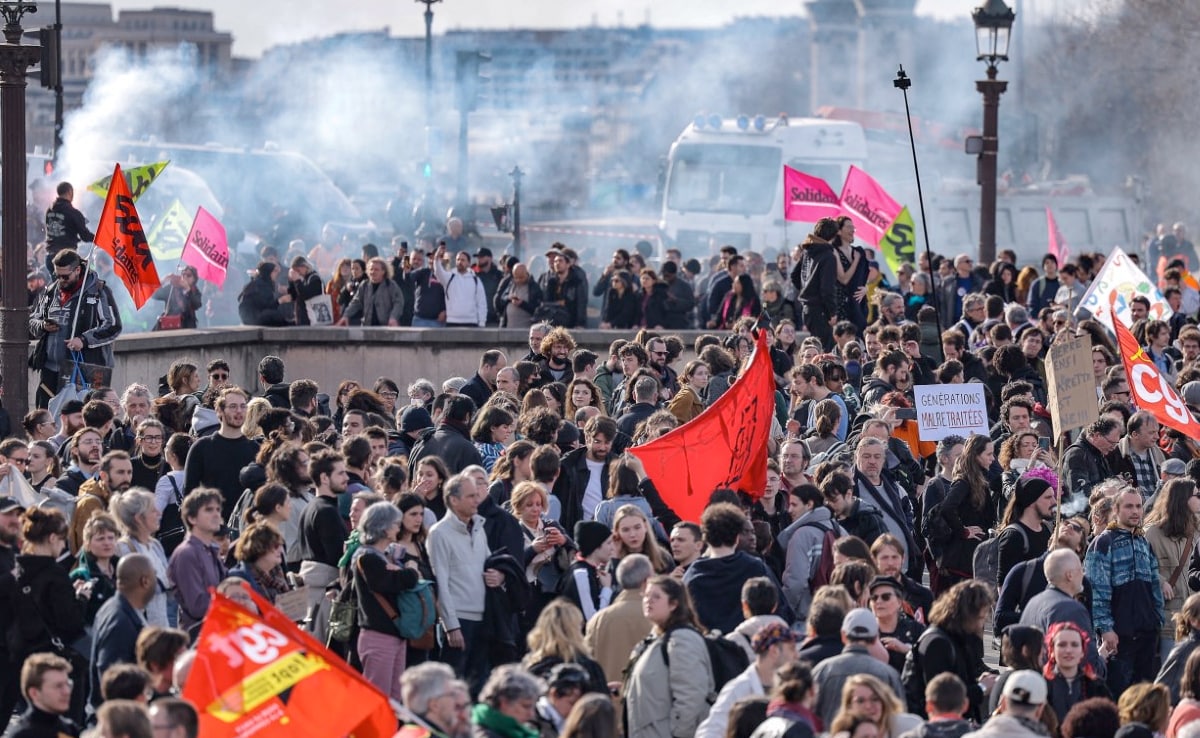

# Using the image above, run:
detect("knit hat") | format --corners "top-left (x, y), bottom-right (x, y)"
top-left (1163, 458), bottom-right (1187, 477)
top-left (750, 622), bottom-right (798, 654)
top-left (1183, 381), bottom-right (1200, 408)
top-left (1014, 476), bottom-right (1053, 510)
top-left (399, 405), bottom-right (434, 434)
top-left (574, 521), bottom-right (612, 558)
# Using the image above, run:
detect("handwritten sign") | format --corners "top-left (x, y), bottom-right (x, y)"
top-left (1045, 336), bottom-right (1095, 435)
top-left (914, 383), bottom-right (990, 441)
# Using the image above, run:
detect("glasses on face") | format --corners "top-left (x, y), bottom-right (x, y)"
top-left (1065, 522), bottom-right (1084, 533)
top-left (379, 391), bottom-right (399, 400)
top-left (139, 435), bottom-right (164, 443)
top-left (210, 373), bottom-right (228, 381)
top-left (651, 351), bottom-right (667, 357)
top-left (7, 456), bottom-right (28, 465)
top-left (870, 592), bottom-right (895, 603)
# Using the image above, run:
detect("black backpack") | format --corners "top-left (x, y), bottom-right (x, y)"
top-left (901, 627), bottom-right (955, 718)
top-left (662, 626), bottom-right (750, 702)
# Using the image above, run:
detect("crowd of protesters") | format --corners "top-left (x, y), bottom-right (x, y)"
top-left (6, 212), bottom-right (1200, 738)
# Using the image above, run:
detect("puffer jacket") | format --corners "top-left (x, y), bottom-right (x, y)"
top-left (624, 627), bottom-right (714, 738)
top-left (1085, 525), bottom-right (1164, 636)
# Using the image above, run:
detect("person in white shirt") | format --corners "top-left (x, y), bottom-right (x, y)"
top-left (433, 244), bottom-right (487, 327)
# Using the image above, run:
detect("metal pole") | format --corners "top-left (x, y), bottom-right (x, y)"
top-left (977, 64), bottom-right (1007, 265)
top-left (456, 106), bottom-right (467, 206)
top-left (894, 65), bottom-right (942, 340)
top-left (0, 2), bottom-right (41, 420)
top-left (510, 165), bottom-right (523, 262)
top-left (52, 0), bottom-right (61, 157)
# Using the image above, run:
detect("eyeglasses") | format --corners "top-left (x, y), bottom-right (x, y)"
top-left (379, 391), bottom-right (399, 400)
top-left (210, 373), bottom-right (228, 381)
top-left (139, 435), bottom-right (164, 443)
top-left (1065, 522), bottom-right (1084, 533)
top-left (7, 457), bottom-right (28, 465)
top-left (870, 592), bottom-right (895, 602)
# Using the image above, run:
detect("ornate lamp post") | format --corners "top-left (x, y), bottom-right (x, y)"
top-left (972, 0), bottom-right (1014, 265)
top-left (0, 1), bottom-right (40, 420)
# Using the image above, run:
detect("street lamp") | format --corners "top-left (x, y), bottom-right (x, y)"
top-left (0, 1), bottom-right (40, 422)
top-left (414, 0), bottom-right (441, 235)
top-left (971, 0), bottom-right (1014, 265)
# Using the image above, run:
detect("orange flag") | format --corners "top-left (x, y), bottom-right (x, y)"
top-left (182, 588), bottom-right (397, 738)
top-left (631, 330), bottom-right (776, 524)
top-left (93, 163), bottom-right (160, 308)
top-left (1112, 296), bottom-right (1199, 437)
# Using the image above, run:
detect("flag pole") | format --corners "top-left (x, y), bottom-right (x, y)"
top-left (68, 240), bottom-right (99, 343)
top-left (893, 65), bottom-right (943, 340)
top-left (782, 166), bottom-right (790, 264)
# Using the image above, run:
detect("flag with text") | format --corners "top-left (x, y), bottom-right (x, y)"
top-left (879, 206), bottom-right (916, 277)
top-left (1112, 296), bottom-right (1198, 436)
top-left (93, 163), bottom-right (161, 308)
top-left (180, 206), bottom-right (230, 286)
top-left (837, 165), bottom-right (903, 246)
top-left (783, 166), bottom-right (841, 223)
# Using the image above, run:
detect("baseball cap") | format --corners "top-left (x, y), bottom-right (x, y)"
top-left (1182, 381), bottom-right (1200, 408)
top-left (474, 247), bottom-right (493, 259)
top-left (1163, 458), bottom-right (1187, 477)
top-left (0, 497), bottom-right (25, 514)
top-left (841, 608), bottom-right (879, 639)
top-left (1002, 669), bottom-right (1047, 706)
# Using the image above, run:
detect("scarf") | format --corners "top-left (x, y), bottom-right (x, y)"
top-left (765, 699), bottom-right (823, 733)
top-left (469, 704), bottom-right (539, 738)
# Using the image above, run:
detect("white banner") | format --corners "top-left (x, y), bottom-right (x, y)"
top-left (914, 383), bottom-right (990, 441)
top-left (1076, 246), bottom-right (1172, 329)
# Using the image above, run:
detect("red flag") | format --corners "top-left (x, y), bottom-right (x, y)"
top-left (1112, 297), bottom-right (1199, 436)
top-left (93, 163), bottom-right (161, 308)
top-left (631, 330), bottom-right (775, 524)
top-left (182, 588), bottom-right (396, 738)
top-left (837, 165), bottom-right (902, 246)
top-left (1047, 207), bottom-right (1071, 264)
top-left (784, 166), bottom-right (841, 223)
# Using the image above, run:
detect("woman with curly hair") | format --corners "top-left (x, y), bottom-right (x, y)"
top-left (1044, 621), bottom-right (1109, 722)
top-left (565, 377), bottom-right (604, 421)
top-left (228, 521), bottom-right (292, 604)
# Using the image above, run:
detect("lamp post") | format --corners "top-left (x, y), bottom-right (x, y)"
top-left (415, 0), bottom-right (441, 229)
top-left (0, 2), bottom-right (39, 422)
top-left (972, 0), bottom-right (1014, 266)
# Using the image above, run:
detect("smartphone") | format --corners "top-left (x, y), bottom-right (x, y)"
top-left (895, 408), bottom-right (918, 421)
top-left (1038, 437), bottom-right (1051, 451)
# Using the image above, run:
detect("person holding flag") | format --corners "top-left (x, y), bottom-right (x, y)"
top-left (28, 249), bottom-right (122, 409)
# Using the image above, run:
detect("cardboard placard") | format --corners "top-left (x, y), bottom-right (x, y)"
top-left (1045, 336), bottom-right (1096, 435)
top-left (914, 383), bottom-right (990, 441)
top-left (273, 586), bottom-right (310, 623)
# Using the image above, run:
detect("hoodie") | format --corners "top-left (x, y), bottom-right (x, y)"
top-left (793, 238), bottom-right (837, 307)
top-left (683, 551), bottom-right (773, 635)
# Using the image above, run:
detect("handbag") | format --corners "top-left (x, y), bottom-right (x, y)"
top-left (359, 555), bottom-right (438, 649)
top-left (327, 579), bottom-right (357, 645)
top-left (155, 313), bottom-right (183, 331)
top-left (48, 361), bottom-right (88, 418)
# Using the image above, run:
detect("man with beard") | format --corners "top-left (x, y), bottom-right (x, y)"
top-left (660, 260), bottom-right (696, 329)
top-left (183, 387), bottom-right (260, 520)
top-left (995, 477), bottom-right (1055, 590)
top-left (556, 416), bottom-right (616, 533)
top-left (473, 247), bottom-right (502, 326)
top-left (1086, 485), bottom-right (1164, 695)
top-left (433, 245), bottom-right (487, 327)
top-left (645, 337), bottom-right (678, 399)
top-left (860, 349), bottom-right (911, 409)
top-left (537, 327), bottom-right (576, 385)
top-left (941, 330), bottom-right (989, 385)
top-left (298, 450), bottom-right (349, 643)
top-left (539, 247), bottom-right (587, 329)
top-left (791, 365), bottom-right (848, 442)
top-left (29, 250), bottom-right (121, 409)
top-left (48, 399), bottom-right (84, 451)
top-left (55, 427), bottom-right (104, 497)
top-left (778, 440), bottom-right (810, 494)
top-left (460, 350), bottom-right (507, 410)
top-left (69, 450), bottom-right (133, 555)
top-left (0, 498), bottom-right (24, 736)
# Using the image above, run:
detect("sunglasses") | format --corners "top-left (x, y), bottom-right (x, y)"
top-left (210, 373), bottom-right (228, 381)
top-left (870, 592), bottom-right (895, 603)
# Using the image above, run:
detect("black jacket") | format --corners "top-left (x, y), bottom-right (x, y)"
top-left (616, 402), bottom-right (657, 441)
top-left (481, 551), bottom-right (529, 664)
top-left (409, 422), bottom-right (483, 475)
top-left (793, 240), bottom-right (837, 307)
top-left (7, 706), bottom-right (80, 738)
top-left (494, 275), bottom-right (542, 327)
top-left (10, 554), bottom-right (86, 661)
top-left (89, 594), bottom-right (144, 706)
top-left (540, 269), bottom-right (587, 328)
top-left (45, 197), bottom-right (93, 253)
top-left (602, 288), bottom-right (641, 329)
top-left (459, 373), bottom-right (493, 410)
top-left (554, 447), bottom-right (609, 534)
top-left (287, 271), bottom-right (324, 326)
top-left (662, 277), bottom-right (696, 329)
top-left (237, 275), bottom-right (286, 326)
top-left (1061, 436), bottom-right (1112, 503)
top-left (643, 282), bottom-right (670, 329)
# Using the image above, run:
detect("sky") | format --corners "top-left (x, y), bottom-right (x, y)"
top-left (100, 0), bottom-right (985, 58)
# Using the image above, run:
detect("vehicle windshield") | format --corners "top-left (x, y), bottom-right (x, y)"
top-left (665, 143), bottom-right (781, 215)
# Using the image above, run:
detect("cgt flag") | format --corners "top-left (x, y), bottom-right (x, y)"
top-left (180, 206), bottom-right (230, 286)
top-left (87, 160), bottom-right (170, 202)
top-left (93, 163), bottom-right (161, 308)
top-left (183, 588), bottom-right (397, 738)
top-left (1112, 297), bottom-right (1199, 437)
top-left (838, 165), bottom-right (902, 247)
top-left (783, 166), bottom-right (841, 223)
top-left (630, 329), bottom-right (775, 524)
top-left (146, 198), bottom-right (192, 261)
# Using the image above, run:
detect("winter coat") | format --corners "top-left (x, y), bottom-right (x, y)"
top-left (286, 271), bottom-right (324, 326)
top-left (662, 277), bottom-right (696, 329)
top-left (237, 274), bottom-right (287, 326)
top-left (344, 277), bottom-right (405, 326)
top-left (1085, 525), bottom-right (1164, 636)
top-left (602, 288), bottom-right (640, 329)
top-left (643, 281), bottom-right (670, 328)
top-left (1061, 436), bottom-right (1113, 503)
top-left (1019, 585), bottom-right (1105, 678)
top-left (624, 627), bottom-right (714, 738)
top-left (1146, 523), bottom-right (1196, 641)
top-left (409, 422), bottom-right (484, 475)
top-left (779, 506), bottom-right (840, 622)
top-left (29, 271), bottom-right (122, 371)
top-left (494, 275), bottom-right (542, 327)
top-left (938, 480), bottom-right (994, 577)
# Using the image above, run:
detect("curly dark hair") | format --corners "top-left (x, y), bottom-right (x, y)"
top-left (518, 407), bottom-right (562, 445)
top-left (928, 579), bottom-right (994, 636)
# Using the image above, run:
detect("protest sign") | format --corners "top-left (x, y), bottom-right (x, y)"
top-left (783, 166), bottom-right (841, 223)
top-left (914, 383), bottom-right (990, 441)
top-left (1076, 246), bottom-right (1172, 328)
top-left (837, 165), bottom-right (902, 246)
top-left (1044, 336), bottom-right (1096, 436)
top-left (181, 206), bottom-right (230, 286)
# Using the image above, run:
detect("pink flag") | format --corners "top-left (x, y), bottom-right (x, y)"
top-left (784, 166), bottom-right (841, 223)
top-left (837, 165), bottom-right (902, 246)
top-left (1047, 207), bottom-right (1071, 263)
top-left (180, 206), bottom-right (229, 286)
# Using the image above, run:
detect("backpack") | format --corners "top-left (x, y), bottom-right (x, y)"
top-left (157, 475), bottom-right (186, 557)
top-left (799, 518), bottom-right (842, 591)
top-left (901, 627), bottom-right (956, 717)
top-left (973, 523), bottom-right (1043, 590)
top-left (394, 580), bottom-right (437, 640)
top-left (661, 625), bottom-right (750, 702)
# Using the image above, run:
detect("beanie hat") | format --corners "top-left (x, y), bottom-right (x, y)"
top-left (399, 405), bottom-right (434, 434)
top-left (574, 521), bottom-right (612, 558)
top-left (1014, 476), bottom-right (1053, 510)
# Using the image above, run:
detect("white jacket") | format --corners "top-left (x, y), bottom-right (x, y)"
top-left (695, 663), bottom-right (765, 738)
top-left (434, 261), bottom-right (487, 326)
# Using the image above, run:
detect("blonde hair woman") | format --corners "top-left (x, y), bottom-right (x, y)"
top-left (611, 504), bottom-right (673, 574)
top-left (833, 673), bottom-right (920, 738)
top-left (521, 599), bottom-right (607, 694)
top-left (241, 397), bottom-right (273, 440)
